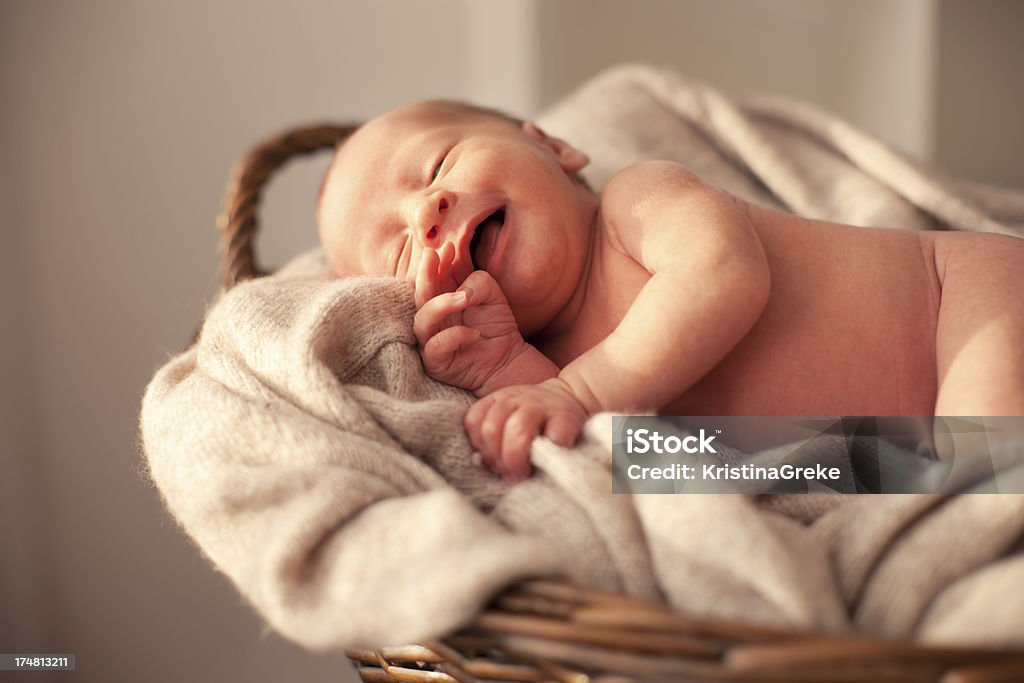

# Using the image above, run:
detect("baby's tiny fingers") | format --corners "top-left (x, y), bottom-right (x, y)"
top-left (544, 413), bottom-right (582, 447)
top-left (414, 248), bottom-right (441, 309)
top-left (413, 290), bottom-right (473, 343)
top-left (437, 241), bottom-right (456, 269)
top-left (478, 400), bottom-right (517, 474)
top-left (436, 241), bottom-right (461, 293)
top-left (422, 325), bottom-right (480, 365)
top-left (461, 269), bottom-right (503, 303)
top-left (501, 408), bottom-right (542, 482)
top-left (465, 396), bottom-right (497, 458)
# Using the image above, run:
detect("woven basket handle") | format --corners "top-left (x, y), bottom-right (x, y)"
top-left (215, 123), bottom-right (360, 290)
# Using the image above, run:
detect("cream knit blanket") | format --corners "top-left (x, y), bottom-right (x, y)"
top-left (141, 65), bottom-right (1024, 652)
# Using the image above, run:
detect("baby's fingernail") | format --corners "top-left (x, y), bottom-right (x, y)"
top-left (461, 286), bottom-right (474, 302)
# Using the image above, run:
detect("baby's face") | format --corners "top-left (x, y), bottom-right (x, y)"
top-left (318, 101), bottom-right (596, 336)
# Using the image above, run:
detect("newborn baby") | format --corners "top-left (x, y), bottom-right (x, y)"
top-left (317, 100), bottom-right (1024, 481)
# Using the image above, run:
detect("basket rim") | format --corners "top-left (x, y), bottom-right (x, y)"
top-left (215, 122), bottom-right (360, 292)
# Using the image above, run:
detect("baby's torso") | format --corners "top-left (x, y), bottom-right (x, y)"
top-left (538, 202), bottom-right (946, 416)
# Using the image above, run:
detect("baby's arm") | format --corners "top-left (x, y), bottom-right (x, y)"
top-left (468, 161), bottom-right (771, 478)
top-left (564, 161), bottom-right (770, 409)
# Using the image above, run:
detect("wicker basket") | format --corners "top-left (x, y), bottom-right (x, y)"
top-left (216, 124), bottom-right (1024, 683)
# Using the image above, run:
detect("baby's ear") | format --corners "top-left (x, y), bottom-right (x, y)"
top-left (522, 122), bottom-right (589, 173)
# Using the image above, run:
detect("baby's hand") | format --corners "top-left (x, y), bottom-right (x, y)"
top-left (413, 247), bottom-right (527, 393)
top-left (464, 378), bottom-right (588, 482)
top-left (413, 242), bottom-right (465, 309)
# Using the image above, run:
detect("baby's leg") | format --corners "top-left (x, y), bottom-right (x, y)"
top-left (933, 232), bottom-right (1024, 417)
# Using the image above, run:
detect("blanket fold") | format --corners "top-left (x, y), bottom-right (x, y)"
top-left (141, 64), bottom-right (1024, 651)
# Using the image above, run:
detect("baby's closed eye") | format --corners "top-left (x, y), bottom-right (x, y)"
top-left (430, 148), bottom-right (451, 182)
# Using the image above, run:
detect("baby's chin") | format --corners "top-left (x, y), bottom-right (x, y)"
top-left (506, 286), bottom-right (572, 336)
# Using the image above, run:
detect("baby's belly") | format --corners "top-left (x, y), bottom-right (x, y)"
top-left (668, 229), bottom-right (942, 417)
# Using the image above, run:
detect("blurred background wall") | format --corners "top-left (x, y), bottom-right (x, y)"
top-left (1, 1), bottom-right (1020, 681)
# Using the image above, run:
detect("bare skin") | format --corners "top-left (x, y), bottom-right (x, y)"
top-left (318, 101), bottom-right (1024, 481)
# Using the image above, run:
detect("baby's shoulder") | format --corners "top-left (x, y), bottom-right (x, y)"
top-left (601, 161), bottom-right (734, 225)
top-left (599, 161), bottom-right (748, 260)
top-left (601, 161), bottom-right (706, 208)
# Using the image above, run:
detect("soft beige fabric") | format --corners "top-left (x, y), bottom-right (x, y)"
top-left (539, 65), bottom-right (1024, 235)
top-left (141, 65), bottom-right (1024, 651)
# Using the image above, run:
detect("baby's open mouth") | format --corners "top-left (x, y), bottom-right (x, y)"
top-left (469, 207), bottom-right (505, 271)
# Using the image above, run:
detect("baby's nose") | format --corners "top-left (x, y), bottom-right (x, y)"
top-left (414, 191), bottom-right (455, 245)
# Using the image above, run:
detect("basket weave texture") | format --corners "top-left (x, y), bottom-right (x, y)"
top-left (216, 124), bottom-right (1024, 683)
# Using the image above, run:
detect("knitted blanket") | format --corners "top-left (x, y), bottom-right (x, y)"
top-left (140, 65), bottom-right (1024, 651)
